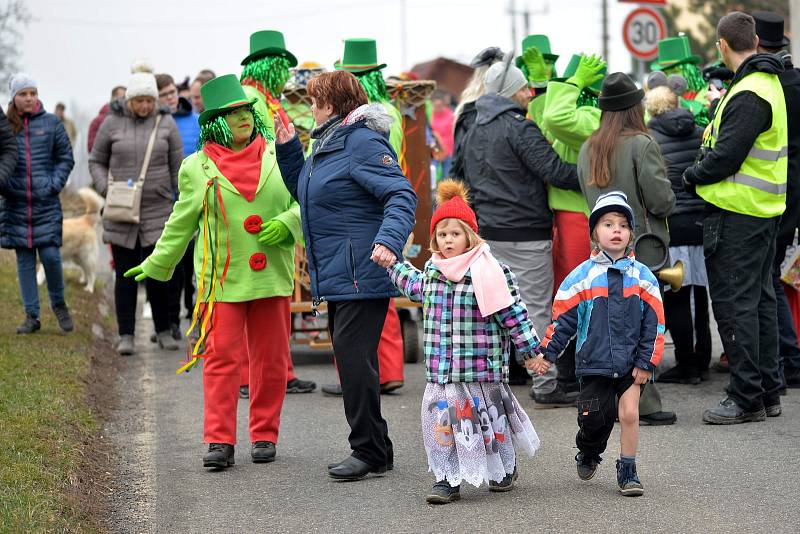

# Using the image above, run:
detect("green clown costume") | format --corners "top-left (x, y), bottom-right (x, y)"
top-left (240, 30), bottom-right (299, 139)
top-left (516, 34), bottom-right (559, 136)
top-left (542, 53), bottom-right (606, 215)
top-left (335, 38), bottom-right (405, 165)
top-left (651, 36), bottom-right (709, 126)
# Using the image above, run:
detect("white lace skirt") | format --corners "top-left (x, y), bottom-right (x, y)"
top-left (421, 382), bottom-right (540, 488)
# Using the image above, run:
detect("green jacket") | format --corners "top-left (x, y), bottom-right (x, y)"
top-left (527, 94), bottom-right (553, 143)
top-left (383, 101), bottom-right (404, 156)
top-left (141, 145), bottom-right (302, 302)
top-left (543, 81), bottom-right (601, 215)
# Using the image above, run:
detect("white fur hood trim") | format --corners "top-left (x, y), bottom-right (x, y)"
top-left (342, 103), bottom-right (394, 134)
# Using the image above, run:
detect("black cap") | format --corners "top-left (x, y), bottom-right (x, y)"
top-left (753, 11), bottom-right (790, 48)
top-left (598, 72), bottom-right (644, 112)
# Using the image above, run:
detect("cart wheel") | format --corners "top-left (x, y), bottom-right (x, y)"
top-left (401, 315), bottom-right (422, 363)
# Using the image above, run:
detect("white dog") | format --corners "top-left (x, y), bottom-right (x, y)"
top-left (38, 187), bottom-right (104, 293)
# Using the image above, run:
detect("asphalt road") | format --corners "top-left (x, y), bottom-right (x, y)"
top-left (104, 316), bottom-right (800, 534)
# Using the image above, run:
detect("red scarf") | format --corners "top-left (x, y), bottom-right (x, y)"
top-left (241, 79), bottom-right (290, 128)
top-left (202, 136), bottom-right (265, 202)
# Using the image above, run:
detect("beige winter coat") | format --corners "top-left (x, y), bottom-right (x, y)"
top-left (89, 100), bottom-right (183, 248)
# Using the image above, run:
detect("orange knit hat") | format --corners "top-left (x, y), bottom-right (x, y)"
top-left (429, 180), bottom-right (479, 235)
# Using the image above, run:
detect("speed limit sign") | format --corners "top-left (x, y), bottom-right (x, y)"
top-left (623, 7), bottom-right (667, 60)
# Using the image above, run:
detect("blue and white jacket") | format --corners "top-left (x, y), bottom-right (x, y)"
top-left (541, 249), bottom-right (665, 378)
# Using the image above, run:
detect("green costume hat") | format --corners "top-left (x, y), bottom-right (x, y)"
top-left (334, 38), bottom-right (387, 74)
top-left (198, 74), bottom-right (258, 125)
top-left (241, 30), bottom-right (298, 67)
top-left (515, 34), bottom-right (559, 68)
top-left (650, 36), bottom-right (701, 71)
top-left (553, 54), bottom-right (606, 93)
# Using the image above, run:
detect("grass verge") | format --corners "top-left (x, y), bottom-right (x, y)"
top-left (0, 250), bottom-right (114, 533)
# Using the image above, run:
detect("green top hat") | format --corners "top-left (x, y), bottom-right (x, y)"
top-left (198, 74), bottom-right (258, 126)
top-left (334, 38), bottom-right (387, 74)
top-left (241, 30), bottom-right (298, 67)
top-left (650, 36), bottom-right (701, 71)
top-left (552, 54), bottom-right (606, 93)
top-left (515, 34), bottom-right (559, 69)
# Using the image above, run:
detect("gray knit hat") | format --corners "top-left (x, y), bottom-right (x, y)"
top-left (484, 62), bottom-right (528, 99)
top-left (9, 73), bottom-right (37, 98)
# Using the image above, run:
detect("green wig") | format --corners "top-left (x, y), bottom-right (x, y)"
top-left (241, 56), bottom-right (292, 96)
top-left (197, 104), bottom-right (272, 149)
top-left (664, 63), bottom-right (705, 93)
top-left (356, 70), bottom-right (390, 103)
top-left (576, 89), bottom-right (599, 109)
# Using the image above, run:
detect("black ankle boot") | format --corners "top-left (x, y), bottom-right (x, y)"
top-left (53, 304), bottom-right (74, 332)
top-left (16, 314), bottom-right (40, 334)
top-left (203, 443), bottom-right (235, 468)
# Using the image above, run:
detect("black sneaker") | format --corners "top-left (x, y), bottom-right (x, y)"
top-left (657, 364), bottom-right (700, 385)
top-left (616, 460), bottom-right (644, 496)
top-left (286, 378), bottom-right (316, 394)
top-left (426, 481), bottom-right (461, 504)
top-left (53, 304), bottom-right (74, 332)
top-left (702, 397), bottom-right (766, 425)
top-left (239, 385), bottom-right (249, 399)
top-left (16, 314), bottom-right (41, 334)
top-left (576, 452), bottom-right (601, 481)
top-left (170, 322), bottom-right (182, 340)
top-left (251, 441), bottom-right (276, 463)
top-left (203, 443), bottom-right (234, 468)
top-left (489, 466), bottom-right (518, 492)
top-left (532, 386), bottom-right (578, 409)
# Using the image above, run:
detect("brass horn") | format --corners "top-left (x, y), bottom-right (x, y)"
top-left (658, 260), bottom-right (684, 292)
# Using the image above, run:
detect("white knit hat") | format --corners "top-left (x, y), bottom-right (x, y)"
top-left (126, 59), bottom-right (158, 100)
top-left (9, 73), bottom-right (37, 98)
top-left (484, 62), bottom-right (528, 99)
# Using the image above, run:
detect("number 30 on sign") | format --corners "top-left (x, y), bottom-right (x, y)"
top-left (623, 7), bottom-right (667, 61)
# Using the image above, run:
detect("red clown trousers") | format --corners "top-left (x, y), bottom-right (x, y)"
top-left (552, 211), bottom-right (591, 290)
top-left (203, 297), bottom-right (289, 445)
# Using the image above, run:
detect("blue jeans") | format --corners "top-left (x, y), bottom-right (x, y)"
top-left (15, 246), bottom-right (66, 317)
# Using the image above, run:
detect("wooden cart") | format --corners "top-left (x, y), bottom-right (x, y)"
top-left (283, 79), bottom-right (436, 363)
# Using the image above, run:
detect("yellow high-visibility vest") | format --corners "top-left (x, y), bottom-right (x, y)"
top-left (697, 71), bottom-right (787, 218)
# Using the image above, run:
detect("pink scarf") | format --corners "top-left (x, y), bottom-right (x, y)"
top-left (431, 243), bottom-right (514, 317)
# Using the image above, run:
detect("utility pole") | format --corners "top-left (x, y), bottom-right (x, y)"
top-left (792, 0), bottom-right (799, 62)
top-left (602, 0), bottom-right (609, 62)
top-left (509, 0), bottom-right (518, 53)
top-left (508, 1), bottom-right (549, 50)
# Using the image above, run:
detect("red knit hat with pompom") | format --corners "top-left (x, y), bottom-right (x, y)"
top-left (429, 180), bottom-right (479, 235)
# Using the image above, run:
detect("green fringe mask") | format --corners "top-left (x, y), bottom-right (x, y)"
top-left (357, 70), bottom-right (390, 103)
top-left (577, 89), bottom-right (599, 109)
top-left (665, 63), bottom-right (706, 93)
top-left (197, 104), bottom-right (272, 149)
top-left (241, 56), bottom-right (292, 95)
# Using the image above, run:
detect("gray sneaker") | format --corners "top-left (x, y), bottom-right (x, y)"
top-left (118, 335), bottom-right (135, 356)
top-left (156, 330), bottom-right (180, 350)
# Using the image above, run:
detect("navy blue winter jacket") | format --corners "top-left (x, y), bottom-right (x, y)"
top-left (277, 104), bottom-right (417, 302)
top-left (0, 103), bottom-right (74, 249)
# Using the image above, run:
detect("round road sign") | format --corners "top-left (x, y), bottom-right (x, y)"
top-left (623, 7), bottom-right (667, 61)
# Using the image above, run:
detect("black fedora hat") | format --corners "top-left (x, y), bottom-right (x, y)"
top-left (598, 72), bottom-right (644, 112)
top-left (753, 11), bottom-right (790, 48)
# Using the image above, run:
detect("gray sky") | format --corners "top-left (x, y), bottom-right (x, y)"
top-left (19, 0), bottom-right (646, 115)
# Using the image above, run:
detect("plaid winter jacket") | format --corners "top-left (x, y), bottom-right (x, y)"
top-left (389, 260), bottom-right (540, 384)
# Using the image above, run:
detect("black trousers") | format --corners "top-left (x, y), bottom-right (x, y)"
top-left (576, 374), bottom-right (639, 458)
top-left (773, 242), bottom-right (800, 381)
top-left (704, 211), bottom-right (783, 411)
top-left (663, 285), bottom-right (712, 372)
top-left (167, 240), bottom-right (196, 325)
top-left (112, 241), bottom-right (171, 336)
top-left (328, 298), bottom-right (393, 467)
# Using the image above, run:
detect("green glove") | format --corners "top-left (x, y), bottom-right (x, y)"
top-left (523, 47), bottom-right (548, 87)
top-left (258, 219), bottom-right (291, 246)
top-left (123, 265), bottom-right (148, 282)
top-left (567, 54), bottom-right (607, 90)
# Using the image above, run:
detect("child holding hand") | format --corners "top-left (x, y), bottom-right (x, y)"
top-left (381, 180), bottom-right (541, 504)
top-left (529, 191), bottom-right (664, 497)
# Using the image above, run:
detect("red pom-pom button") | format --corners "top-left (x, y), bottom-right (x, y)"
top-left (249, 252), bottom-right (267, 271)
top-left (244, 214), bottom-right (263, 234)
